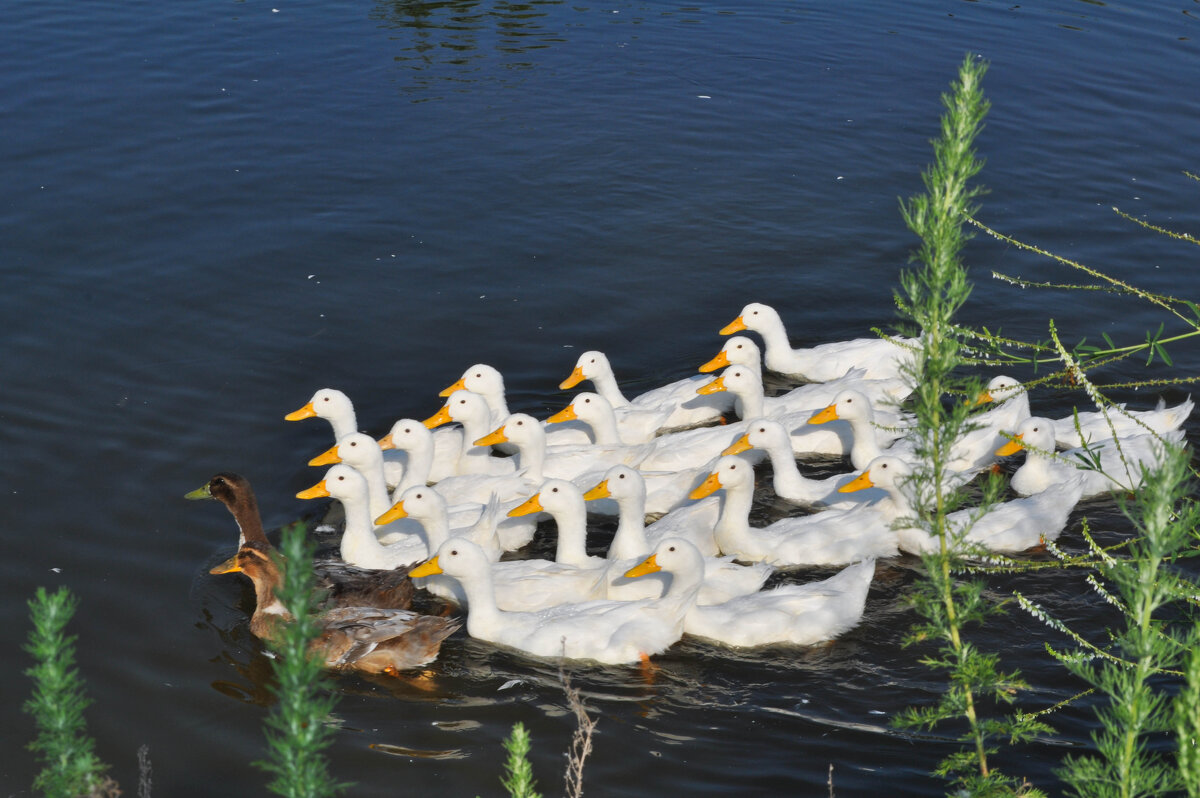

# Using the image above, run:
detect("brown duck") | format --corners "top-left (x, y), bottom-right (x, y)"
top-left (187, 472), bottom-right (413, 611)
top-left (215, 542), bottom-right (460, 674)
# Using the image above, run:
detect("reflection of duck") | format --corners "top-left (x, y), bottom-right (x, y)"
top-left (215, 542), bottom-right (459, 675)
top-left (720, 302), bottom-right (917, 382)
top-left (411, 538), bottom-right (689, 665)
top-left (560, 350), bottom-right (731, 431)
top-left (628, 539), bottom-right (875, 648)
top-left (840, 456), bottom-right (1083, 554)
top-left (691, 456), bottom-right (900, 566)
top-left (187, 472), bottom-right (414, 610)
top-left (997, 416), bottom-right (1186, 498)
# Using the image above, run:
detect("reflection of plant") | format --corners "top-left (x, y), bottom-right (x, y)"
top-left (23, 586), bottom-right (118, 798)
top-left (891, 53), bottom-right (1049, 796)
top-left (258, 523), bottom-right (345, 798)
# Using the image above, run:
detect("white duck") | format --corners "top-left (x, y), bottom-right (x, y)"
top-left (691, 456), bottom-right (900, 567)
top-left (699, 335), bottom-right (764, 384)
top-left (374, 486), bottom-right (503, 605)
top-left (547, 391), bottom-right (674, 446)
top-left (840, 456), bottom-right (1083, 554)
top-left (978, 376), bottom-right (1193, 450)
top-left (475, 413), bottom-right (649, 517)
top-left (374, 420), bottom-right (536, 550)
top-left (422, 479), bottom-right (614, 612)
top-left (547, 391), bottom-right (750, 475)
top-left (560, 350), bottom-right (732, 432)
top-left (997, 416), bottom-right (1186, 498)
top-left (409, 538), bottom-right (690, 665)
top-left (438, 363), bottom-right (596, 447)
top-left (720, 302), bottom-right (919, 382)
top-left (424, 390), bottom-right (519, 477)
top-left (629, 539), bottom-right (876, 648)
top-left (802, 389), bottom-right (911, 467)
top-left (297, 464), bottom-right (429, 570)
top-left (582, 465), bottom-right (770, 602)
top-left (699, 364), bottom-right (912, 423)
top-left (721, 419), bottom-right (885, 507)
top-left (285, 388), bottom-right (407, 486)
top-left (308, 432), bottom-right (477, 545)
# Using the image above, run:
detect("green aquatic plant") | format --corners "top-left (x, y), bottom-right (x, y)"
top-left (499, 723), bottom-right (541, 798)
top-left (891, 53), bottom-right (1049, 796)
top-left (257, 522), bottom-right (346, 798)
top-left (1033, 446), bottom-right (1200, 797)
top-left (23, 586), bottom-right (118, 798)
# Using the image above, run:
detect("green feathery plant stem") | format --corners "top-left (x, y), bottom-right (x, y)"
top-left (23, 586), bottom-right (116, 798)
top-left (257, 523), bottom-right (345, 798)
top-left (892, 54), bottom-right (1048, 796)
top-left (499, 723), bottom-right (542, 798)
top-left (1043, 445), bottom-right (1200, 798)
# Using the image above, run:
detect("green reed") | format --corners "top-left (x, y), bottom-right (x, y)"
top-left (257, 523), bottom-right (345, 798)
top-left (892, 53), bottom-right (1049, 796)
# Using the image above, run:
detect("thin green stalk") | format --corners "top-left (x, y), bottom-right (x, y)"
top-left (892, 54), bottom-right (1048, 796)
top-left (256, 523), bottom-right (345, 798)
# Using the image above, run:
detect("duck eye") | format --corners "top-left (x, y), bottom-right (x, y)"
top-left (337, 476), bottom-right (345, 482)
top-left (618, 473), bottom-right (625, 480)
top-left (450, 549), bottom-right (458, 556)
top-left (551, 487), bottom-right (559, 493)
top-left (404, 427), bottom-right (412, 433)
top-left (474, 372), bottom-right (482, 378)
top-left (515, 420), bottom-right (523, 426)
top-left (668, 546), bottom-right (676, 552)
top-left (415, 492), bottom-right (423, 499)
top-left (349, 441), bottom-right (357, 447)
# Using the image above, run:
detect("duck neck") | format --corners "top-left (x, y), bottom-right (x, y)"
top-left (758, 320), bottom-right (807, 374)
top-left (847, 409), bottom-right (886, 471)
top-left (456, 417), bottom-right (497, 475)
top-left (356, 459), bottom-right (393, 520)
top-left (457, 565), bottom-right (504, 638)
top-left (608, 491), bottom-right (650, 561)
top-left (551, 496), bottom-right (592, 566)
top-left (248, 574), bottom-right (292, 640)
top-left (514, 431), bottom-right (546, 484)
top-left (392, 437), bottom-right (433, 498)
top-left (413, 507), bottom-right (452, 552)
top-left (591, 367), bottom-right (631, 409)
top-left (338, 493), bottom-right (387, 563)
top-left (762, 439), bottom-right (813, 497)
top-left (713, 479), bottom-right (755, 554)
top-left (729, 383), bottom-right (764, 420)
top-left (327, 409), bottom-right (358, 442)
top-left (226, 494), bottom-right (270, 549)
top-left (583, 407), bottom-right (625, 446)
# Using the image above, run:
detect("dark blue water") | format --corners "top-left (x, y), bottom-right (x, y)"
top-left (2, 1), bottom-right (1198, 794)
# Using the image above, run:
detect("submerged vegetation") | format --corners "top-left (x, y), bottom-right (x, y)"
top-left (19, 56), bottom-right (1200, 798)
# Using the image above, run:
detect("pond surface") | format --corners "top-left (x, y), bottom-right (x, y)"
top-left (2, 0), bottom-right (1198, 795)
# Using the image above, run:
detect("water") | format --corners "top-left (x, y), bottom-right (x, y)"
top-left (2, 0), bottom-right (1198, 794)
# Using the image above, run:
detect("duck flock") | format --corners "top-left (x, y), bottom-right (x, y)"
top-left (191, 301), bottom-right (1193, 673)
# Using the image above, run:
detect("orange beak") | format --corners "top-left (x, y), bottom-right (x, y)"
top-left (559, 366), bottom-right (586, 391)
top-left (720, 316), bottom-right (747, 335)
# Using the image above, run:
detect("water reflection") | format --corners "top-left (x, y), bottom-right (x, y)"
top-left (370, 0), bottom-right (566, 91)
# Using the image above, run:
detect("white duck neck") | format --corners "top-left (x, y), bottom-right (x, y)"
top-left (339, 490), bottom-right (391, 564)
top-left (549, 495), bottom-right (592, 567)
top-left (391, 434), bottom-right (434, 499)
top-left (757, 318), bottom-right (810, 375)
top-left (589, 359), bottom-right (632, 409)
top-left (608, 487), bottom-right (650, 562)
top-left (712, 476), bottom-right (755, 554)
